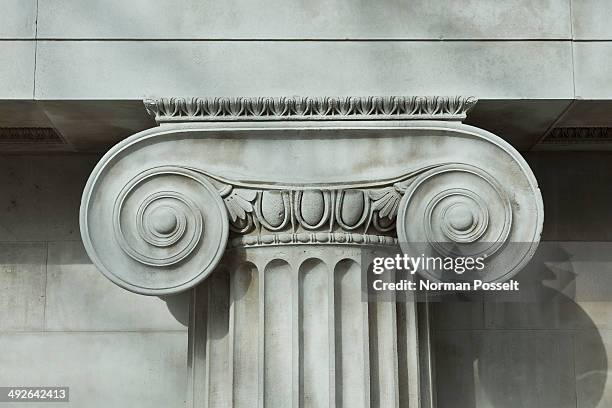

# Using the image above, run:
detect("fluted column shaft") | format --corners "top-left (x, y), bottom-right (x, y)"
top-left (188, 246), bottom-right (420, 408)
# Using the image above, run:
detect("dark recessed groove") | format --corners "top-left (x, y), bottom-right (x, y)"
top-left (541, 127), bottom-right (612, 144)
top-left (0, 127), bottom-right (65, 144)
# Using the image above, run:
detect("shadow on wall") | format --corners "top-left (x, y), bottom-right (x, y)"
top-left (161, 292), bottom-right (191, 327)
top-left (433, 244), bottom-right (608, 408)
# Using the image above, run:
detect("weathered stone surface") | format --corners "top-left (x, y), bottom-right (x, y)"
top-left (0, 41), bottom-right (35, 99)
top-left (574, 42), bottom-right (612, 99)
top-left (0, 155), bottom-right (99, 242)
top-left (434, 330), bottom-right (576, 407)
top-left (0, 243), bottom-right (46, 331)
top-left (34, 41), bottom-right (573, 99)
top-left (572, 0), bottom-right (612, 40)
top-left (0, 332), bottom-right (188, 408)
top-left (36, 0), bottom-right (571, 40)
top-left (45, 241), bottom-right (188, 331)
top-left (0, 0), bottom-right (37, 38)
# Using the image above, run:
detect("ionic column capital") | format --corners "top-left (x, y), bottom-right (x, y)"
top-left (80, 96), bottom-right (543, 295)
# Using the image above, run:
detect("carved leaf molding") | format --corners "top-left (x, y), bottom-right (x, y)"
top-left (144, 96), bottom-right (478, 123)
top-left (191, 166), bottom-right (434, 242)
top-left (223, 188), bottom-right (257, 222)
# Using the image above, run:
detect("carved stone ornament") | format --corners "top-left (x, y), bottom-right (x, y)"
top-left (144, 96), bottom-right (478, 123)
top-left (81, 96), bottom-right (543, 295)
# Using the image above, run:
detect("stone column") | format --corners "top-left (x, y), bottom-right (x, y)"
top-left (80, 96), bottom-right (543, 407)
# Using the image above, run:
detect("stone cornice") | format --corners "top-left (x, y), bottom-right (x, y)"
top-left (144, 96), bottom-right (477, 124)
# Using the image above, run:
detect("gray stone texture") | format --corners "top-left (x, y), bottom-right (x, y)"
top-left (0, 41), bottom-right (35, 99)
top-left (571, 0), bottom-right (612, 39)
top-left (0, 332), bottom-right (187, 408)
top-left (573, 42), bottom-right (612, 99)
top-left (45, 241), bottom-right (188, 331)
top-left (0, 155), bottom-right (100, 242)
top-left (33, 41), bottom-right (574, 99)
top-left (35, 0), bottom-right (571, 39)
top-left (0, 1), bottom-right (610, 103)
top-left (0, 243), bottom-right (46, 331)
top-left (0, 0), bottom-right (37, 38)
